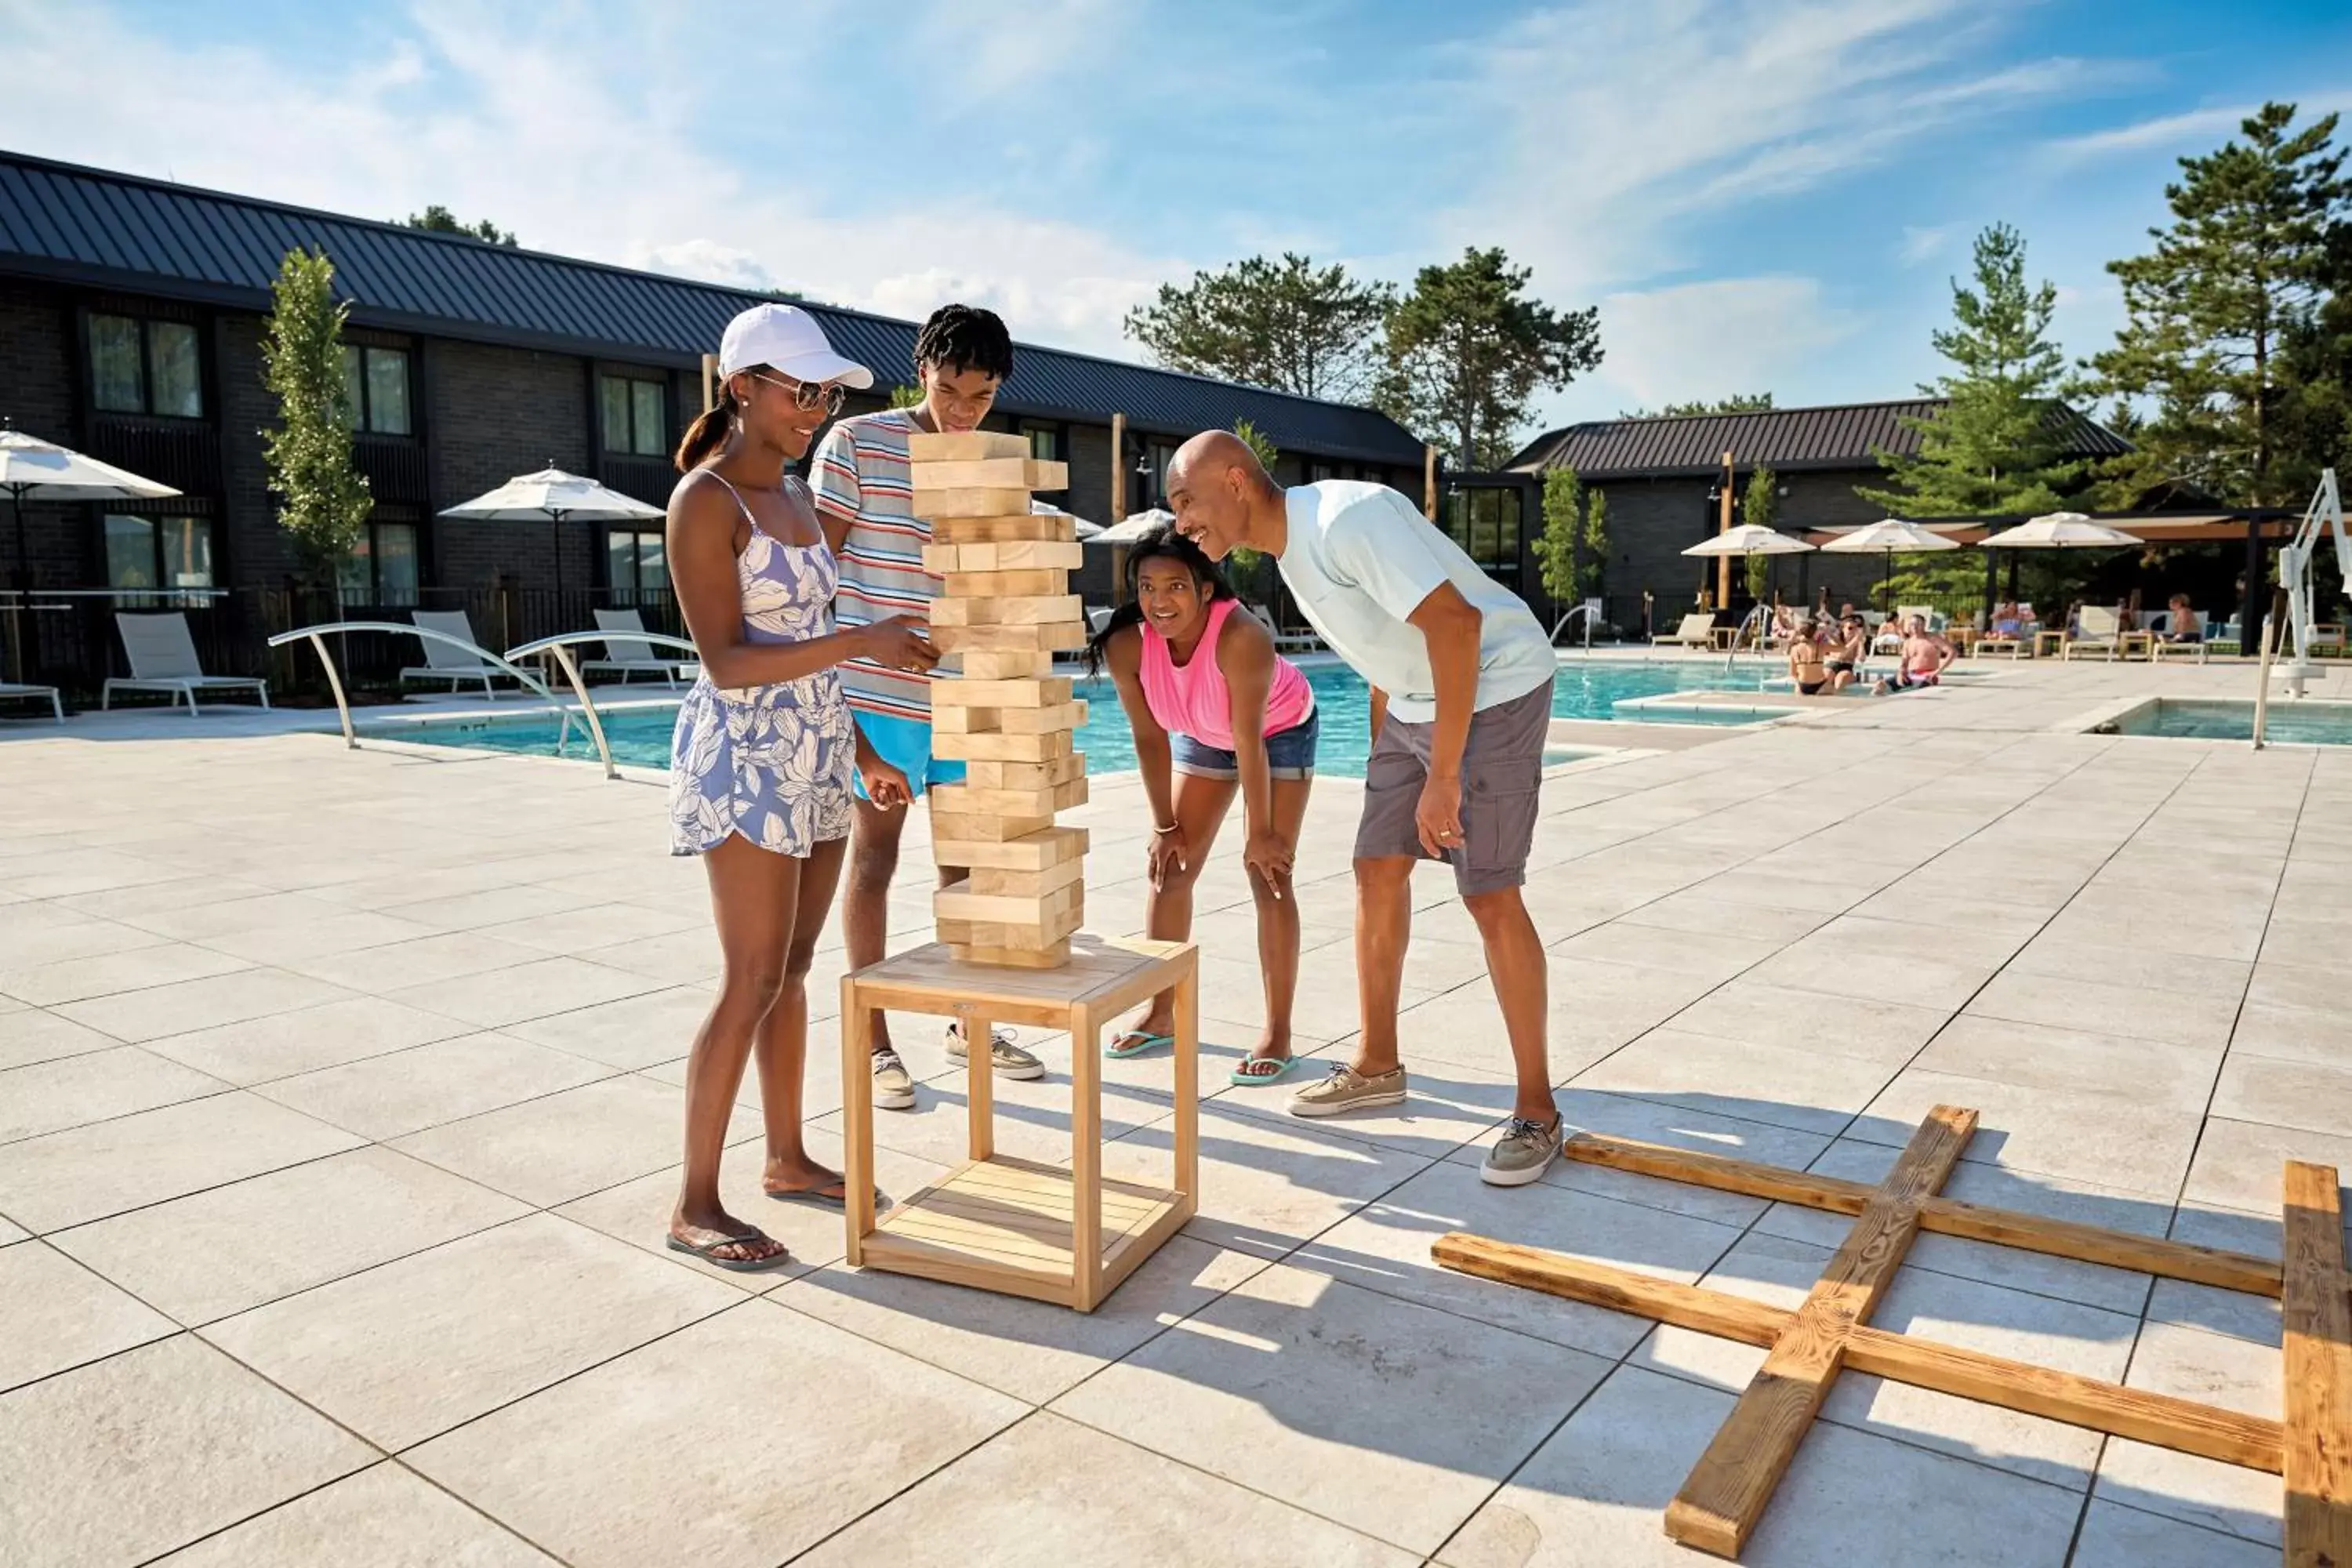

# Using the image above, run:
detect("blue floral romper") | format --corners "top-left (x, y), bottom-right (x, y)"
top-left (668, 474), bottom-right (858, 858)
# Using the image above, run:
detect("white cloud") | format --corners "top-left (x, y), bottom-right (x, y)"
top-left (1566, 276), bottom-right (1864, 419)
top-left (2042, 91), bottom-right (2352, 167)
top-left (1899, 225), bottom-right (1954, 265)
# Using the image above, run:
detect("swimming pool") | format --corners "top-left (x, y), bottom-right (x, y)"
top-left (380, 659), bottom-right (1781, 779)
top-left (2112, 699), bottom-right (2352, 744)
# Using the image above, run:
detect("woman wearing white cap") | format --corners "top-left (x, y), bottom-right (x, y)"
top-left (664, 303), bottom-right (938, 1271)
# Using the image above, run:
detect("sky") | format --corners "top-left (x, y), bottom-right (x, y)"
top-left (2, 0), bottom-right (2349, 443)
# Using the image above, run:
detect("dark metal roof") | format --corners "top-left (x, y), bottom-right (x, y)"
top-left (0, 151), bottom-right (1426, 466)
top-left (1505, 399), bottom-right (2131, 479)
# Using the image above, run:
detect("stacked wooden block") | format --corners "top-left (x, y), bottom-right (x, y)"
top-left (909, 431), bottom-right (1091, 969)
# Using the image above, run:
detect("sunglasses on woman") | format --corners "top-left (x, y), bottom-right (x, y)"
top-left (750, 370), bottom-right (848, 417)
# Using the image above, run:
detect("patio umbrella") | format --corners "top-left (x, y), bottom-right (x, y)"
top-left (1819, 517), bottom-right (1962, 612)
top-left (0, 426), bottom-right (181, 681)
top-left (1977, 511), bottom-right (2142, 550)
top-left (1083, 506), bottom-right (1174, 546)
top-left (1682, 524), bottom-right (1813, 658)
top-left (438, 465), bottom-right (663, 595)
top-left (1032, 498), bottom-right (1102, 541)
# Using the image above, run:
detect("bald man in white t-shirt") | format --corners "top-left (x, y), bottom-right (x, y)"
top-left (1166, 431), bottom-right (1563, 1188)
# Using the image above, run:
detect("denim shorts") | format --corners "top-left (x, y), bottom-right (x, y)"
top-left (1170, 707), bottom-right (1319, 782)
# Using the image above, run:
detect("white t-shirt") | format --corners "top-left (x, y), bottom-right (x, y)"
top-left (1276, 481), bottom-right (1556, 724)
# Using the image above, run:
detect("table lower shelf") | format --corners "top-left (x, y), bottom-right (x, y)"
top-left (859, 1154), bottom-right (1192, 1308)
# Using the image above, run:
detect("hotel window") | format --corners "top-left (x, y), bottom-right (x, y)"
top-left (601, 375), bottom-right (667, 456)
top-left (339, 345), bottom-right (412, 435)
top-left (336, 521), bottom-right (420, 606)
top-left (1444, 488), bottom-right (1523, 586)
top-left (89, 314), bottom-right (203, 419)
top-left (103, 513), bottom-right (214, 593)
top-left (608, 528), bottom-right (667, 601)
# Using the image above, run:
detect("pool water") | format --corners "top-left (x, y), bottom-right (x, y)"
top-left (2115, 699), bottom-right (2352, 744)
top-left (383, 659), bottom-right (1782, 779)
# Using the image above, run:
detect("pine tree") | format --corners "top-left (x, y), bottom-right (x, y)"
top-left (1381, 248), bottom-right (1602, 470)
top-left (1125, 253), bottom-right (1392, 401)
top-left (260, 248), bottom-right (372, 587)
top-left (2082, 103), bottom-right (2347, 507)
top-left (1860, 223), bottom-right (2081, 517)
top-left (1621, 393), bottom-right (1775, 419)
top-left (1576, 488), bottom-right (1610, 601)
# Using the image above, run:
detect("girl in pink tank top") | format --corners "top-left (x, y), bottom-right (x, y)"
top-left (1083, 525), bottom-right (1317, 1084)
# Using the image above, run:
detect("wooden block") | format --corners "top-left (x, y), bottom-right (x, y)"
top-left (949, 939), bottom-right (1071, 969)
top-left (906, 431), bottom-right (1029, 462)
top-left (958, 651), bottom-right (1054, 680)
top-left (931, 727), bottom-right (1070, 762)
top-left (1665, 1105), bottom-right (1976, 1559)
top-left (967, 754), bottom-right (1085, 790)
top-left (942, 569), bottom-right (1071, 599)
top-left (931, 595), bottom-right (1086, 629)
top-left (929, 514), bottom-right (1080, 546)
top-left (929, 778), bottom-right (1087, 819)
top-left (935, 883), bottom-right (1083, 925)
top-left (931, 677), bottom-right (1072, 710)
top-left (930, 826), bottom-right (1088, 872)
top-left (909, 487), bottom-right (1033, 519)
top-left (907, 457), bottom-right (1068, 491)
top-left (922, 539), bottom-right (1086, 573)
top-left (930, 811), bottom-right (1054, 843)
top-left (969, 857), bottom-right (1084, 898)
top-left (2285, 1161), bottom-right (2352, 1568)
top-left (930, 620), bottom-right (1087, 654)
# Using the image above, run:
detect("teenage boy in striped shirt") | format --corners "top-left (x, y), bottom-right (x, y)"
top-left (812, 304), bottom-right (1046, 1109)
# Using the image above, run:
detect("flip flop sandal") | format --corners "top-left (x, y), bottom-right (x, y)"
top-left (1105, 1030), bottom-right (1174, 1059)
top-left (666, 1229), bottom-right (791, 1273)
top-left (1229, 1054), bottom-right (1301, 1087)
top-left (765, 1185), bottom-right (884, 1212)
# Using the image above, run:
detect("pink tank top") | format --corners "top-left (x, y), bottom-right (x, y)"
top-left (1138, 598), bottom-right (1314, 751)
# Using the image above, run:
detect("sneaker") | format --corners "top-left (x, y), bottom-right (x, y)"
top-left (1479, 1114), bottom-right (1565, 1187)
top-left (945, 1023), bottom-right (1046, 1081)
top-left (1287, 1062), bottom-right (1406, 1118)
top-left (871, 1047), bottom-right (916, 1110)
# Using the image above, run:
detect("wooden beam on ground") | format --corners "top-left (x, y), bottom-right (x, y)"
top-left (1664, 1105), bottom-right (1976, 1558)
top-left (1431, 1234), bottom-right (2285, 1474)
top-left (2284, 1160), bottom-right (2352, 1568)
top-left (1560, 1131), bottom-right (2285, 1297)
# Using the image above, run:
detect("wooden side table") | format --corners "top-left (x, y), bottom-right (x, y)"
top-left (2034, 630), bottom-right (2067, 659)
top-left (839, 935), bottom-right (1199, 1312)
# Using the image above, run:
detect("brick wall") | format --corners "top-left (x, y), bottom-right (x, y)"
top-left (0, 281), bottom-right (85, 588)
top-left (428, 340), bottom-right (591, 591)
top-left (214, 313), bottom-right (295, 586)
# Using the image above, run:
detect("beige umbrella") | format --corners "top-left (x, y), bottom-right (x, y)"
top-left (1980, 512), bottom-right (2141, 550)
top-left (1683, 525), bottom-right (1813, 658)
top-left (1820, 517), bottom-right (1962, 612)
top-left (0, 426), bottom-right (182, 681)
top-left (439, 465), bottom-right (664, 595)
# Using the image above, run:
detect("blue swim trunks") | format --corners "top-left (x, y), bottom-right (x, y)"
top-left (851, 710), bottom-right (967, 800)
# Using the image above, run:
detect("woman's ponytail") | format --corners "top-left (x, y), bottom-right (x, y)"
top-left (674, 382), bottom-right (739, 473)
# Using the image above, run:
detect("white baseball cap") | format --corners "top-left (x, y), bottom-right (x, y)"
top-left (717, 303), bottom-right (874, 389)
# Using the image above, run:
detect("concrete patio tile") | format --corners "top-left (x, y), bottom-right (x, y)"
top-left (150, 1461), bottom-right (562, 1567)
top-left (405, 1297), bottom-right (1022, 1568)
top-left (2229, 997), bottom-right (2352, 1066)
top-left (1052, 1262), bottom-right (1609, 1555)
top-left (795, 1410), bottom-right (1416, 1568)
top-left (0, 941), bottom-right (251, 1006)
top-left (1214, 1047), bottom-right (1520, 1160)
top-left (1572, 1027), bottom-right (1898, 1137)
top-left (383, 955), bottom-right (663, 1029)
top-left (195, 908), bottom-right (442, 964)
top-left (2041, 900), bottom-right (2269, 963)
top-left (1911, 1014), bottom-right (2220, 1113)
top-left (502, 983), bottom-right (714, 1069)
top-left (1964, 969), bottom-right (2244, 1051)
top-left (782, 1234), bottom-right (1265, 1404)
top-left (0, 1334), bottom-right (372, 1568)
top-left (635, 1011), bottom-right (856, 1119)
top-left (2182, 1116), bottom-right (2352, 1215)
top-left (0, 1213), bottom-right (23, 1244)
top-left (827, 1061), bottom-right (1168, 1171)
top-left (48, 873), bottom-right (271, 918)
top-left (139, 995), bottom-right (474, 1085)
top-left (254, 1032), bottom-right (615, 1140)
top-left (55, 966), bottom-right (356, 1044)
top-left (2211, 1053), bottom-right (2352, 1138)
top-left (1856, 1068), bottom-right (2205, 1197)
top-left (0, 1240), bottom-right (178, 1392)
top-left (0, 912), bottom-right (171, 968)
top-left (1295, 1156), bottom-right (1744, 1359)
top-left (2245, 961), bottom-right (2352, 1020)
top-left (573, 927), bottom-right (726, 986)
top-left (2067, 1499), bottom-right (2276, 1568)
top-left (289, 931), bottom-right (548, 993)
top-left (2094, 1321), bottom-right (2283, 1547)
top-left (378, 882), bottom-right (606, 934)
top-left (52, 1145), bottom-right (528, 1325)
top-left (1549, 920), bottom-right (1784, 982)
top-left (0, 1091), bottom-right (363, 1232)
top-left (1436, 1364), bottom-right (2083, 1568)
top-left (392, 1073), bottom-right (711, 1208)
top-left (0, 1044), bottom-right (227, 1143)
top-left (125, 888), bottom-right (357, 941)
top-left (1612, 891), bottom-right (1835, 945)
top-left (1743, 941), bottom-right (1997, 1011)
top-left (1103, 1101), bottom-right (1434, 1260)
top-left (1664, 978), bottom-right (1951, 1066)
top-left (205, 1213), bottom-right (739, 1450)
top-left (2001, 936), bottom-right (2253, 1000)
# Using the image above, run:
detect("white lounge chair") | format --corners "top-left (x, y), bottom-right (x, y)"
top-left (1241, 601), bottom-right (1322, 655)
top-left (583, 608), bottom-right (692, 686)
top-left (0, 682), bottom-right (63, 722)
top-left (102, 613), bottom-right (269, 715)
top-left (1085, 606), bottom-right (1116, 636)
top-left (2062, 605), bottom-right (2122, 661)
top-left (401, 609), bottom-right (514, 699)
top-left (1651, 613), bottom-right (1715, 648)
top-left (2151, 610), bottom-right (2211, 663)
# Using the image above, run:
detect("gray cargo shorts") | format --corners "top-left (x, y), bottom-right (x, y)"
top-left (1354, 674), bottom-right (1552, 897)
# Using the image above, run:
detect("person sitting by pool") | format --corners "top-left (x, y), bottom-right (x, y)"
top-left (1086, 524), bottom-right (1319, 1084)
top-left (1825, 615), bottom-right (1868, 691)
top-left (2161, 593), bottom-right (2203, 643)
top-left (1991, 601), bottom-right (2025, 638)
top-left (1787, 619), bottom-right (1830, 696)
top-left (1888, 615), bottom-right (1955, 689)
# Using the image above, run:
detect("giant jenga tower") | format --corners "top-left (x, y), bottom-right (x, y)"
top-left (908, 431), bottom-right (1090, 969)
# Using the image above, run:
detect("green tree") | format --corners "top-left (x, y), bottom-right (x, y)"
top-left (1221, 420), bottom-right (1279, 594)
top-left (2080, 103), bottom-right (2348, 507)
top-left (402, 205), bottom-right (518, 246)
top-left (1381, 247), bottom-right (1602, 470)
top-left (1577, 487), bottom-right (1610, 601)
top-left (1534, 466), bottom-right (1584, 612)
top-left (1860, 223), bottom-right (2082, 519)
top-left (1621, 393), bottom-right (1775, 419)
top-left (887, 383), bottom-right (925, 410)
top-left (1231, 419), bottom-right (1279, 471)
top-left (1741, 466), bottom-right (1780, 601)
top-left (1125, 252), bottom-right (1393, 401)
top-left (260, 248), bottom-right (372, 587)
